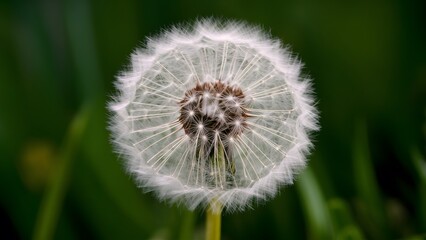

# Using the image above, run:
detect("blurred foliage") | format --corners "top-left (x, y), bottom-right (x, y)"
top-left (0, 0), bottom-right (425, 239)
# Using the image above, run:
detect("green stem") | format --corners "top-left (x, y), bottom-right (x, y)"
top-left (205, 201), bottom-right (222, 240)
top-left (205, 143), bottom-right (225, 240)
top-left (33, 104), bottom-right (91, 240)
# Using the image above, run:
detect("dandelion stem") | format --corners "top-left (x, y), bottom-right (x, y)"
top-left (206, 143), bottom-right (224, 240)
top-left (205, 200), bottom-right (222, 240)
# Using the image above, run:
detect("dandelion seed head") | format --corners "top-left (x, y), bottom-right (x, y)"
top-left (109, 19), bottom-right (318, 212)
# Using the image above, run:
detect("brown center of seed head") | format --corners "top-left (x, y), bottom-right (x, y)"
top-left (178, 80), bottom-right (249, 144)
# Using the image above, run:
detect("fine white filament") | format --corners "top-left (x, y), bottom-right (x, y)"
top-left (109, 20), bottom-right (318, 212)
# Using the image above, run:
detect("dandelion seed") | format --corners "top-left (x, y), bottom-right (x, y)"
top-left (109, 19), bottom-right (318, 212)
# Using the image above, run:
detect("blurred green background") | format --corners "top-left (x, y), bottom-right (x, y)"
top-left (1, 0), bottom-right (425, 239)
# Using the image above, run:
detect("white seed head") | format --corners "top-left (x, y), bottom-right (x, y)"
top-left (109, 19), bottom-right (318, 212)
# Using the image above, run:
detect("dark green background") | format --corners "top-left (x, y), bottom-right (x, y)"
top-left (1, 0), bottom-right (425, 239)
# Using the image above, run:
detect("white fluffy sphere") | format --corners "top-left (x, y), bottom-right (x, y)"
top-left (109, 19), bottom-right (318, 212)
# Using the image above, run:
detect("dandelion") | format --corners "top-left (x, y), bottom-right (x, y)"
top-left (109, 19), bottom-right (318, 214)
